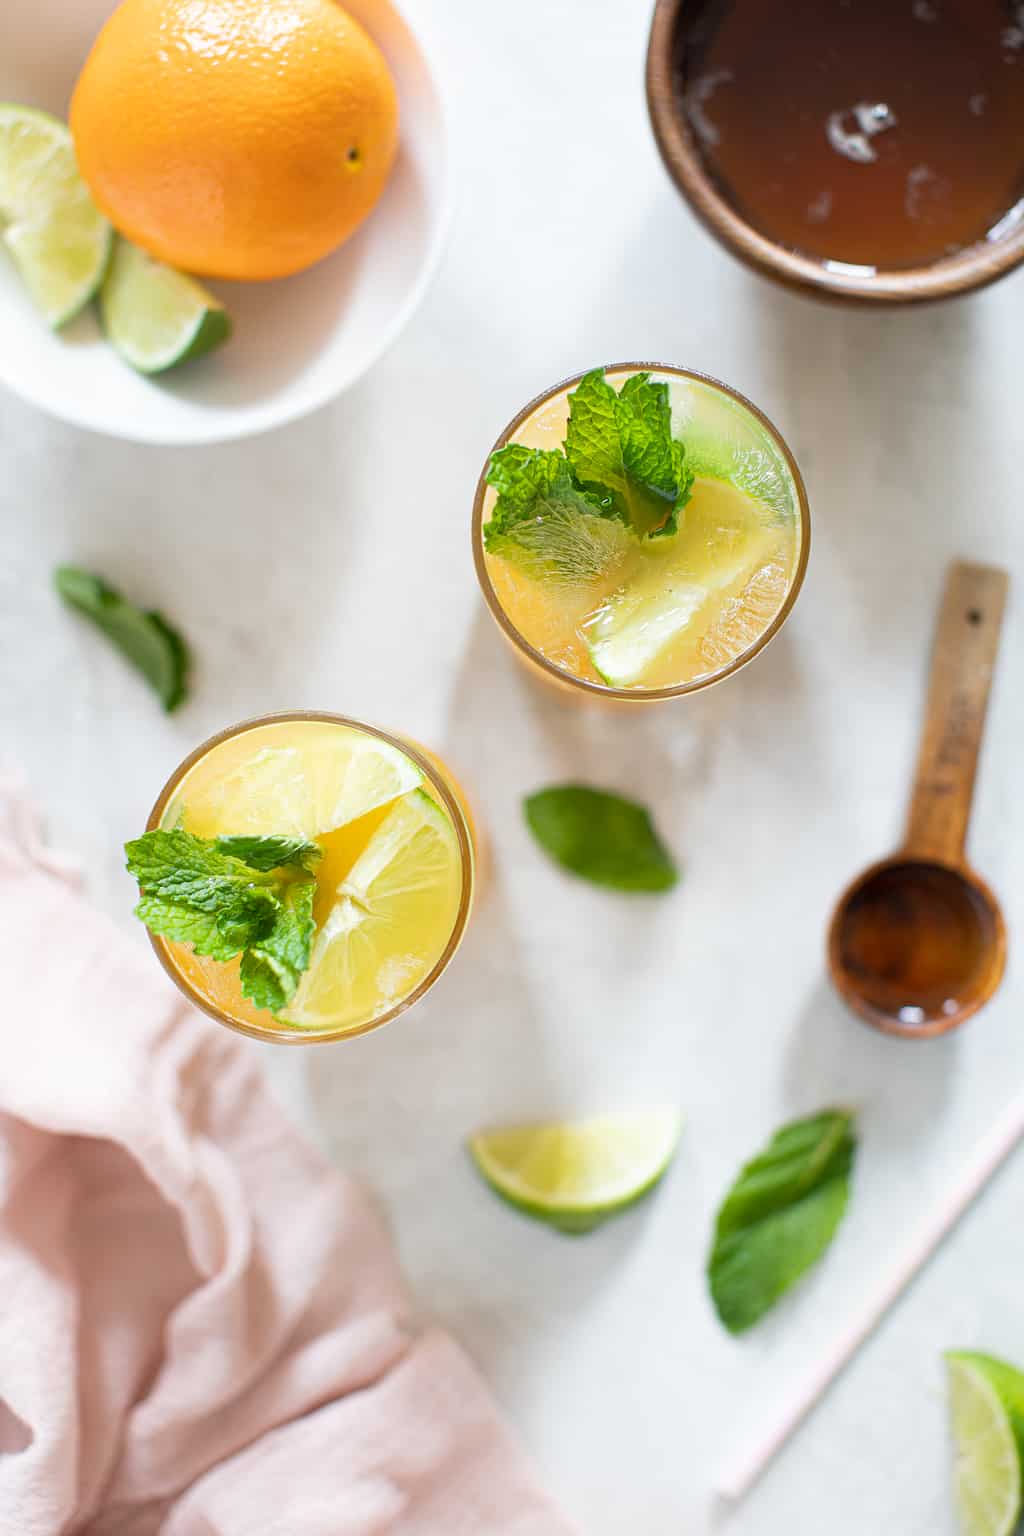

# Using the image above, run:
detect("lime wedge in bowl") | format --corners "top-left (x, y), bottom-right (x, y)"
top-left (278, 789), bottom-right (463, 1033)
top-left (946, 1352), bottom-right (1024, 1536)
top-left (0, 105), bottom-right (112, 327)
top-left (101, 239), bottom-right (231, 374)
top-left (469, 1108), bottom-right (682, 1234)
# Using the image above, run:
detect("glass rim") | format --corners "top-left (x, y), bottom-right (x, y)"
top-left (471, 361), bottom-right (811, 702)
top-left (144, 710), bottom-right (476, 1046)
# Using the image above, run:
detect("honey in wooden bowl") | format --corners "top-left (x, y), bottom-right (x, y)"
top-left (659, 0), bottom-right (1024, 296)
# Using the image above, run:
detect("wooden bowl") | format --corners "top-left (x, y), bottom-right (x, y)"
top-left (645, 0), bottom-right (1024, 306)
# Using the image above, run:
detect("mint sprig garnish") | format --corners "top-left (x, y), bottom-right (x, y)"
top-left (484, 447), bottom-right (632, 584)
top-left (126, 830), bottom-right (321, 1012)
top-left (486, 443), bottom-right (572, 519)
top-left (134, 891), bottom-right (271, 962)
top-left (708, 1109), bottom-right (857, 1334)
top-left (239, 880), bottom-right (317, 1011)
top-left (213, 835), bottom-right (322, 874)
top-left (483, 369), bottom-right (693, 585)
top-left (565, 370), bottom-right (692, 538)
top-left (523, 784), bottom-right (679, 893)
top-left (55, 565), bottom-right (190, 712)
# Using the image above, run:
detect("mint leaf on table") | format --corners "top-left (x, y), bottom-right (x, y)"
top-left (484, 446), bottom-right (632, 584)
top-left (125, 830), bottom-right (319, 1011)
top-left (55, 565), bottom-right (189, 712)
top-left (239, 881), bottom-right (317, 1012)
top-left (564, 370), bottom-right (694, 538)
top-left (523, 784), bottom-right (678, 893)
top-left (708, 1109), bottom-right (857, 1335)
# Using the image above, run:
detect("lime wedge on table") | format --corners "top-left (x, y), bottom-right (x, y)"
top-left (946, 1352), bottom-right (1024, 1536)
top-left (0, 105), bottom-right (111, 327)
top-left (469, 1109), bottom-right (682, 1234)
top-left (179, 735), bottom-right (425, 843)
top-left (278, 789), bottom-right (464, 1032)
top-left (101, 239), bottom-right (231, 374)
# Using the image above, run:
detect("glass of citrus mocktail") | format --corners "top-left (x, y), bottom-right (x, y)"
top-left (127, 713), bottom-right (475, 1044)
top-left (473, 364), bottom-right (809, 700)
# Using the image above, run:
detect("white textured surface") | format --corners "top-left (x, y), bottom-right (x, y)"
top-left (2, 1), bottom-right (1024, 1530)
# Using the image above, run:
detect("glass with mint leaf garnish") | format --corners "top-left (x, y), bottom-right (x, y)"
top-left (473, 364), bottom-right (809, 698)
top-left (129, 713), bottom-right (475, 1044)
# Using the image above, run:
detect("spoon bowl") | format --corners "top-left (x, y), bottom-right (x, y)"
top-left (826, 561), bottom-right (1009, 1039)
top-left (828, 856), bottom-right (1006, 1038)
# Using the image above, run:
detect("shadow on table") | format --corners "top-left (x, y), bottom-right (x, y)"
top-left (437, 603), bottom-right (750, 1017)
top-left (741, 270), bottom-right (987, 652)
top-left (301, 824), bottom-right (656, 1383)
top-left (304, 591), bottom-right (824, 1386)
top-left (782, 976), bottom-right (957, 1143)
top-left (300, 599), bottom-right (645, 1342)
top-left (701, 980), bottom-right (958, 1532)
top-left (301, 841), bottom-right (564, 1167)
top-left (440, 599), bottom-right (761, 835)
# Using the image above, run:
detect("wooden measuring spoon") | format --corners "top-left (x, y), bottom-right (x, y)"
top-left (828, 561), bottom-right (1009, 1038)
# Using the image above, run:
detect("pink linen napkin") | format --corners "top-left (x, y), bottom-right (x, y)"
top-left (0, 778), bottom-right (576, 1536)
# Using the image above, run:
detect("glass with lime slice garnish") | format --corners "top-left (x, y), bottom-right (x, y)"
top-left (129, 713), bottom-right (475, 1044)
top-left (472, 363), bottom-right (810, 702)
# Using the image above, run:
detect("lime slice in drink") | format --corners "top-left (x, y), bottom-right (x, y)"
top-left (945, 1352), bottom-right (1024, 1536)
top-left (278, 789), bottom-right (463, 1032)
top-left (178, 732), bottom-right (425, 842)
top-left (585, 531), bottom-right (771, 688)
top-left (0, 105), bottom-right (112, 327)
top-left (468, 1108), bottom-right (682, 1234)
top-left (697, 559), bottom-right (788, 672)
top-left (672, 380), bottom-right (799, 524)
top-left (101, 239), bottom-right (231, 374)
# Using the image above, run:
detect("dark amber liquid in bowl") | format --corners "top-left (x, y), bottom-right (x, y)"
top-left (837, 862), bottom-right (996, 1027)
top-left (673, 0), bottom-right (1024, 270)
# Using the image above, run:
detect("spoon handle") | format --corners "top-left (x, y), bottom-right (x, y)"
top-left (904, 561), bottom-right (1008, 865)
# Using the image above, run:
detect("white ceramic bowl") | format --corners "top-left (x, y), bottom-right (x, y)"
top-left (0, 0), bottom-right (451, 444)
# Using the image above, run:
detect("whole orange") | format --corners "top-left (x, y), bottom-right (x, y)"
top-left (70, 0), bottom-right (399, 281)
